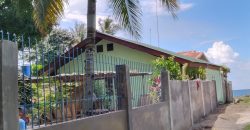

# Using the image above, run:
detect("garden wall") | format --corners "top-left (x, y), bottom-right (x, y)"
top-left (132, 102), bottom-right (170, 130)
top-left (23, 68), bottom-right (218, 130)
top-left (35, 110), bottom-right (128, 130)
top-left (170, 80), bottom-right (217, 130)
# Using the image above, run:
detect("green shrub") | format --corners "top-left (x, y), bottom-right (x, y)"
top-left (31, 64), bottom-right (43, 76)
top-left (152, 56), bottom-right (182, 80)
top-left (186, 67), bottom-right (206, 80)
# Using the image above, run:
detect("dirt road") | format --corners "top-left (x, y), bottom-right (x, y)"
top-left (192, 104), bottom-right (250, 130)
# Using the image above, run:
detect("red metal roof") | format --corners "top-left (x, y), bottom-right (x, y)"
top-left (177, 51), bottom-right (209, 62)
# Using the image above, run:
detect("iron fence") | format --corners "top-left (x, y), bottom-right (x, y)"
top-left (0, 30), bottom-right (163, 129)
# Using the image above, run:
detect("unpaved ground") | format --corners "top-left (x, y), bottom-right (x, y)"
top-left (192, 104), bottom-right (250, 130)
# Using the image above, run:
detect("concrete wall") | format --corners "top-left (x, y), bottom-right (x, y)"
top-left (170, 80), bottom-right (217, 130)
top-left (0, 40), bottom-right (18, 130)
top-left (189, 81), bottom-right (203, 123)
top-left (132, 102), bottom-right (170, 130)
top-left (170, 81), bottom-right (192, 130)
top-left (36, 110), bottom-right (128, 130)
top-left (35, 97), bottom-right (171, 130)
top-left (226, 81), bottom-right (233, 103)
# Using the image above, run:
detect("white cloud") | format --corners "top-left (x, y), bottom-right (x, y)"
top-left (141, 1), bottom-right (194, 16)
top-left (179, 3), bottom-right (194, 12)
top-left (60, 0), bottom-right (110, 28)
top-left (205, 41), bottom-right (239, 65)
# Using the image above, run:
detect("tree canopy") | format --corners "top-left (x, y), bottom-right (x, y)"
top-left (98, 17), bottom-right (120, 35)
top-left (0, 0), bottom-right (42, 39)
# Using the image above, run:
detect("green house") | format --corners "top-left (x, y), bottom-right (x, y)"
top-left (45, 32), bottom-right (226, 106)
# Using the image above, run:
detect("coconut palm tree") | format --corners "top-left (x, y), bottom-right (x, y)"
top-left (32, 0), bottom-right (179, 112)
top-left (98, 17), bottom-right (120, 35)
top-left (70, 22), bottom-right (87, 43)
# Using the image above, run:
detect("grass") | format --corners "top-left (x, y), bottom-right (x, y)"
top-left (244, 124), bottom-right (250, 130)
top-left (238, 96), bottom-right (250, 105)
top-left (240, 96), bottom-right (250, 130)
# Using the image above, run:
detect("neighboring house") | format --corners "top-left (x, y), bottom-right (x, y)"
top-left (44, 32), bottom-right (226, 105)
top-left (178, 50), bottom-right (226, 103)
top-left (177, 51), bottom-right (209, 62)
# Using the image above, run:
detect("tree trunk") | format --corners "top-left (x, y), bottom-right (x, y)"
top-left (84, 0), bottom-right (96, 115)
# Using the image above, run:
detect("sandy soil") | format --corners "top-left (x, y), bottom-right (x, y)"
top-left (192, 104), bottom-right (250, 130)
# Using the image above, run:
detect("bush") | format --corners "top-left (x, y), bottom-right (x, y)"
top-left (152, 56), bottom-right (182, 80)
top-left (31, 64), bottom-right (43, 76)
top-left (186, 67), bottom-right (206, 80)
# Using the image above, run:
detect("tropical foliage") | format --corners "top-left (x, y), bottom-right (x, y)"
top-left (152, 56), bottom-right (182, 80)
top-left (32, 0), bottom-right (67, 35)
top-left (0, 0), bottom-right (41, 39)
top-left (221, 65), bottom-right (230, 77)
top-left (98, 17), bottom-right (120, 35)
top-left (32, 0), bottom-right (179, 39)
top-left (186, 67), bottom-right (206, 80)
top-left (70, 22), bottom-right (87, 43)
top-left (31, 64), bottom-right (43, 76)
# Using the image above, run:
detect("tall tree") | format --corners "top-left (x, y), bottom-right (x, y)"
top-left (70, 22), bottom-right (87, 43)
top-left (98, 17), bottom-right (120, 35)
top-left (0, 0), bottom-right (42, 39)
top-left (32, 0), bottom-right (179, 112)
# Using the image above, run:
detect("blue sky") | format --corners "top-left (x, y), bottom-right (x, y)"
top-left (60, 0), bottom-right (250, 90)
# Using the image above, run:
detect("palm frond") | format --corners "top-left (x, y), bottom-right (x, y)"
top-left (33, 0), bottom-right (68, 36)
top-left (109, 0), bottom-right (142, 40)
top-left (160, 0), bottom-right (179, 18)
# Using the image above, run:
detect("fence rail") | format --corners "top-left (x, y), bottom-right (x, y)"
top-left (0, 31), bottom-right (158, 129)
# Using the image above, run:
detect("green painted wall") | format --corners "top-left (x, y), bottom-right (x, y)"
top-left (57, 39), bottom-right (226, 105)
top-left (58, 40), bottom-right (156, 74)
top-left (58, 40), bottom-right (155, 108)
top-left (206, 69), bottom-right (225, 103)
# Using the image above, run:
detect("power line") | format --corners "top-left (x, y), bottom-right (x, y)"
top-left (155, 0), bottom-right (160, 47)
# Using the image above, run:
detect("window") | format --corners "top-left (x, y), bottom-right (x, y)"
top-left (107, 43), bottom-right (114, 51)
top-left (96, 45), bottom-right (103, 53)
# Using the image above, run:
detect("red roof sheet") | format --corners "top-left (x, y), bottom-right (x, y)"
top-left (177, 51), bottom-right (203, 59)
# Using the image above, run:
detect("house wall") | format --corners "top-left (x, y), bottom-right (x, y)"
top-left (56, 39), bottom-right (225, 106)
top-left (206, 68), bottom-right (225, 103)
top-left (58, 39), bottom-right (156, 74)
top-left (57, 40), bottom-right (156, 108)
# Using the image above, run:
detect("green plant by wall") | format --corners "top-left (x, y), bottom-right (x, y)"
top-left (152, 56), bottom-right (182, 80)
top-left (221, 65), bottom-right (230, 78)
top-left (198, 67), bottom-right (206, 80)
top-left (149, 56), bottom-right (181, 104)
top-left (18, 78), bottom-right (72, 123)
top-left (31, 64), bottom-right (43, 76)
top-left (186, 66), bottom-right (206, 80)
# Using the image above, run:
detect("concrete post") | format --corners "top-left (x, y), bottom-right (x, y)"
top-left (201, 81), bottom-right (206, 116)
top-left (0, 40), bottom-right (18, 130)
top-left (161, 70), bottom-right (172, 130)
top-left (188, 81), bottom-right (194, 125)
top-left (115, 65), bottom-right (133, 130)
